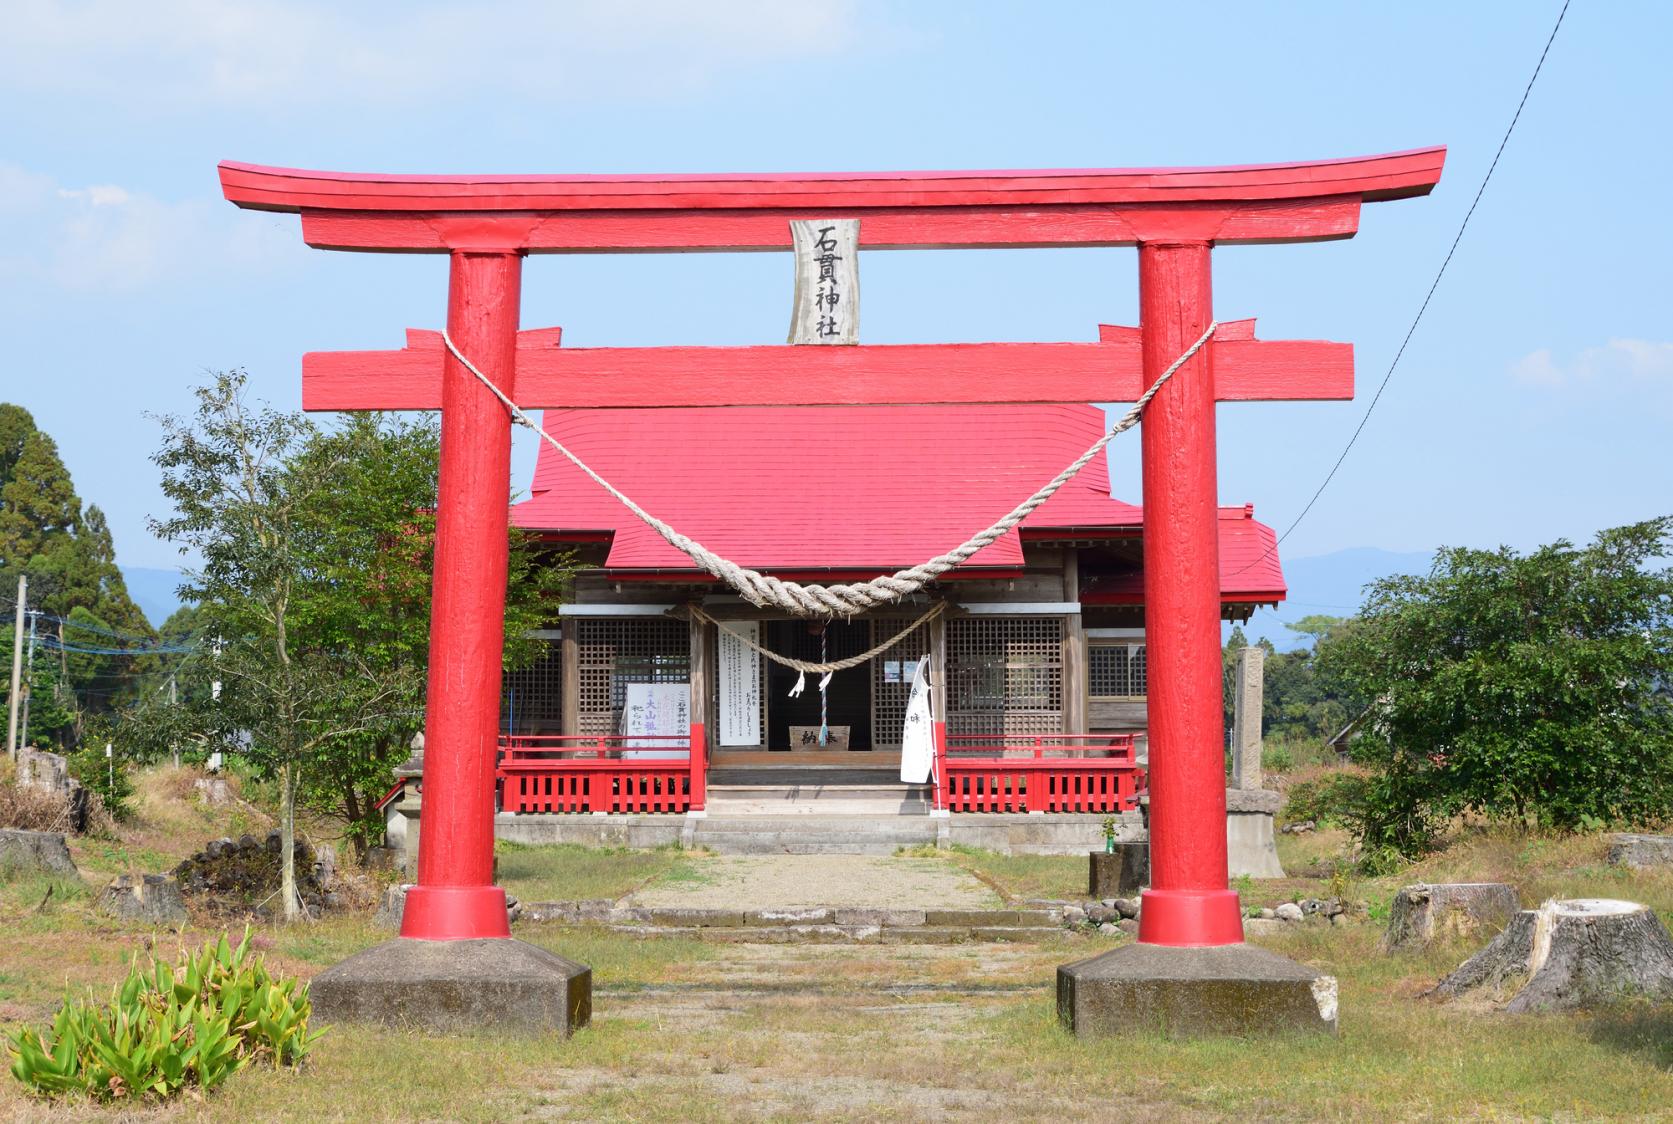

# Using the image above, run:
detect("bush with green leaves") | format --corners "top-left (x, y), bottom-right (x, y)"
top-left (1324, 518), bottom-right (1673, 860)
top-left (66, 727), bottom-right (134, 821)
top-left (7, 930), bottom-right (324, 1101)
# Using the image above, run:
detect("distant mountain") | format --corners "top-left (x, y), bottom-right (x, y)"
top-left (1231, 547), bottom-right (1433, 652)
top-left (119, 567), bottom-right (186, 628)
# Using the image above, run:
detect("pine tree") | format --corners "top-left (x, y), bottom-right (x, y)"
top-left (0, 403), bottom-right (155, 738)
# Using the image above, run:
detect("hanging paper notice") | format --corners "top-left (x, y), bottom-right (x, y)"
top-left (620, 682), bottom-right (690, 759)
top-left (719, 621), bottom-right (763, 747)
top-left (883, 661), bottom-right (901, 683)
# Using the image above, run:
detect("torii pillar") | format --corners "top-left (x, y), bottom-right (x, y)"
top-left (219, 148), bottom-right (1443, 1036)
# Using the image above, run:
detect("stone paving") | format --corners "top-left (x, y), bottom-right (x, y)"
top-left (627, 854), bottom-right (1002, 911)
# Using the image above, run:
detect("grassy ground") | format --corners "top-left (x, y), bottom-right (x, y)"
top-left (3, 768), bottom-right (1672, 1120)
top-left (0, 890), bottom-right (1668, 1122)
top-left (495, 841), bottom-right (700, 902)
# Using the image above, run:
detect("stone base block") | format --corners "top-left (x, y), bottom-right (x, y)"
top-left (1089, 844), bottom-right (1149, 897)
top-left (1057, 941), bottom-right (1337, 1037)
top-left (310, 938), bottom-right (591, 1035)
top-left (1226, 789), bottom-right (1285, 879)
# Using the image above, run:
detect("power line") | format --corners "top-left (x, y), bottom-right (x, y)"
top-left (1230, 0), bottom-right (1571, 577)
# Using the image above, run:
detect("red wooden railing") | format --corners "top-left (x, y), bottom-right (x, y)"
top-left (497, 732), bottom-right (702, 814)
top-left (935, 732), bottom-right (1146, 814)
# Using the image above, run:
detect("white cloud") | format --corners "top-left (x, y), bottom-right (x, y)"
top-left (1510, 339), bottom-right (1673, 388)
top-left (1, 162), bottom-right (302, 292)
top-left (0, 0), bottom-right (865, 110)
top-left (57, 185), bottom-right (132, 207)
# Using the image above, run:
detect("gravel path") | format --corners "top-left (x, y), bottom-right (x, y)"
top-left (628, 854), bottom-right (1001, 910)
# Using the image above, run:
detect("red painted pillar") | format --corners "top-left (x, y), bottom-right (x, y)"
top-left (401, 250), bottom-right (522, 941)
top-left (1135, 241), bottom-right (1243, 947)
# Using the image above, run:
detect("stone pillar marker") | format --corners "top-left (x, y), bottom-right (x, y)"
top-left (1223, 645), bottom-right (1285, 879)
top-left (1231, 645), bottom-right (1264, 791)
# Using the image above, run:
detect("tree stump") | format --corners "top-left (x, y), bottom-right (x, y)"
top-left (0, 829), bottom-right (78, 877)
top-left (1382, 882), bottom-right (1519, 951)
top-left (98, 873), bottom-right (188, 925)
top-left (1431, 899), bottom-right (1673, 1012)
top-left (1606, 833), bottom-right (1673, 870)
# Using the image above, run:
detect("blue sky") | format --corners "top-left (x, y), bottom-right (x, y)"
top-left (2, 1), bottom-right (1667, 574)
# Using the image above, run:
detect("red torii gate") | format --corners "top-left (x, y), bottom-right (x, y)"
top-left (221, 149), bottom-right (1444, 951)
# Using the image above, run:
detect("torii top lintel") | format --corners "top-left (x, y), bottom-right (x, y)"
top-left (218, 147), bottom-right (1444, 253)
top-left (221, 149), bottom-right (1444, 412)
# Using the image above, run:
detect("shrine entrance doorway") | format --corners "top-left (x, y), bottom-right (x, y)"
top-left (762, 618), bottom-right (876, 752)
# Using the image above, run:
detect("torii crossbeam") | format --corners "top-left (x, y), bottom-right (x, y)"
top-left (221, 149), bottom-right (1444, 955)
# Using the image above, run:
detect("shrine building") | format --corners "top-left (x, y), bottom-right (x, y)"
top-left (488, 398), bottom-right (1285, 818)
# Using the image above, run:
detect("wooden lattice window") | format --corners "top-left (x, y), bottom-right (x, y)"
top-left (1088, 640), bottom-right (1147, 699)
top-left (946, 615), bottom-right (1064, 737)
top-left (502, 632), bottom-right (564, 734)
top-left (576, 617), bottom-right (689, 735)
top-left (870, 615), bottom-right (931, 749)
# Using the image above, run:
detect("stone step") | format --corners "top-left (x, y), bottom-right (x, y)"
top-left (605, 924), bottom-right (1062, 944)
top-left (694, 814), bottom-right (936, 828)
top-left (690, 812), bottom-right (941, 854)
top-left (701, 800), bottom-right (931, 816)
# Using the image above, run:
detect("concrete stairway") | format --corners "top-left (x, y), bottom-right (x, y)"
top-left (691, 814), bottom-right (939, 855)
top-left (703, 767), bottom-right (931, 817)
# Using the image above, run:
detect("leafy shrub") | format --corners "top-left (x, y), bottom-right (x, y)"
top-left (7, 930), bottom-right (324, 1101)
top-left (1283, 772), bottom-right (1371, 832)
top-left (1324, 519), bottom-right (1673, 857)
top-left (67, 749), bottom-right (134, 822)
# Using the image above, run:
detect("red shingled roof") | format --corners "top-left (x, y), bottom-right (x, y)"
top-left (512, 404), bottom-right (1285, 603)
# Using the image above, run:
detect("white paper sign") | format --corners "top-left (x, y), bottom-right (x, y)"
top-left (718, 621), bottom-right (763, 747)
top-left (620, 682), bottom-right (690, 759)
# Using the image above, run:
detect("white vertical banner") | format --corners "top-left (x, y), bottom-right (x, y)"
top-left (718, 621), bottom-right (763, 747)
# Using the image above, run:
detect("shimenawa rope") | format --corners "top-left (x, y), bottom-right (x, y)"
top-left (688, 601), bottom-right (944, 680)
top-left (443, 322), bottom-right (1217, 617)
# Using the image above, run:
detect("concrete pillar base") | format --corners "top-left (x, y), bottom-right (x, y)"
top-left (311, 938), bottom-right (591, 1035)
top-left (1226, 788), bottom-right (1286, 879)
top-left (1057, 941), bottom-right (1337, 1037)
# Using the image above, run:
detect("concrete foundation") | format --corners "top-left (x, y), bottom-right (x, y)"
top-left (1057, 942), bottom-right (1337, 1037)
top-left (310, 938), bottom-right (591, 1035)
top-left (1225, 789), bottom-right (1285, 879)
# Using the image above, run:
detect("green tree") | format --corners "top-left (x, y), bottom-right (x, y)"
top-left (284, 412), bottom-right (564, 857)
top-left (0, 404), bottom-right (153, 736)
top-left (149, 373), bottom-right (373, 920)
top-left (145, 373), bottom-right (568, 903)
top-left (1325, 518), bottom-right (1673, 861)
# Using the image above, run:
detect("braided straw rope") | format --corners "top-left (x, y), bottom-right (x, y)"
top-left (688, 601), bottom-right (944, 676)
top-left (445, 322), bottom-right (1216, 617)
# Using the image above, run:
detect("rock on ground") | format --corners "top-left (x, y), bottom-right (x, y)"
top-left (0, 828), bottom-right (78, 877)
top-left (99, 873), bottom-right (188, 925)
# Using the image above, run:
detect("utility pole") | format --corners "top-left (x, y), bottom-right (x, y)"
top-left (169, 673), bottom-right (179, 768)
top-left (6, 574), bottom-right (23, 760)
top-left (19, 609), bottom-right (37, 751)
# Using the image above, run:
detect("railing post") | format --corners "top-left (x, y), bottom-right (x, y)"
top-left (934, 721), bottom-right (949, 811)
top-left (688, 722), bottom-right (706, 811)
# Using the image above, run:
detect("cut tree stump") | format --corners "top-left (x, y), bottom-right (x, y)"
top-left (1606, 833), bottom-right (1673, 870)
top-left (1431, 899), bottom-right (1673, 1012)
top-left (1382, 882), bottom-right (1518, 951)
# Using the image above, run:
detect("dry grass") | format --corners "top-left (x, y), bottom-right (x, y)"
top-left (0, 782), bottom-right (71, 834)
top-left (2, 771), bottom-right (1671, 1121)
